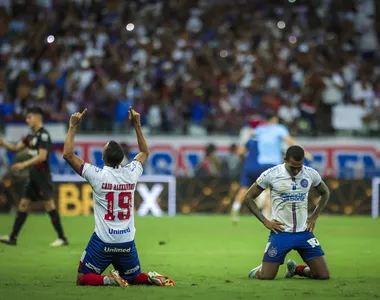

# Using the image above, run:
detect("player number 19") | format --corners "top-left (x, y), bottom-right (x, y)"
top-left (104, 192), bottom-right (132, 221)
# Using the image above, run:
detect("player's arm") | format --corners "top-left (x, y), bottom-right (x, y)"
top-left (63, 109), bottom-right (87, 175)
top-left (16, 148), bottom-right (48, 171)
top-left (283, 135), bottom-right (314, 161)
top-left (0, 137), bottom-right (25, 152)
top-left (129, 107), bottom-right (149, 166)
top-left (244, 183), bottom-right (284, 234)
top-left (307, 180), bottom-right (330, 232)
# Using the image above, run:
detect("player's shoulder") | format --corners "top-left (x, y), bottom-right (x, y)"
top-left (39, 127), bottom-right (51, 141)
top-left (123, 160), bottom-right (143, 172)
top-left (276, 123), bottom-right (288, 132)
top-left (262, 164), bottom-right (282, 178)
top-left (83, 163), bottom-right (103, 174)
top-left (303, 166), bottom-right (321, 177)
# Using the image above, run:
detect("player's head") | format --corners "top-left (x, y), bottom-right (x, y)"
top-left (205, 144), bottom-right (216, 157)
top-left (25, 107), bottom-right (44, 129)
top-left (284, 145), bottom-right (304, 176)
top-left (266, 113), bottom-right (279, 124)
top-left (102, 140), bottom-right (124, 167)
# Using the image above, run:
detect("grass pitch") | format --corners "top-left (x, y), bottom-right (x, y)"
top-left (0, 215), bottom-right (379, 300)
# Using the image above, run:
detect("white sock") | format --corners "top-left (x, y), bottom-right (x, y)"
top-left (232, 202), bottom-right (242, 212)
top-left (103, 276), bottom-right (111, 285)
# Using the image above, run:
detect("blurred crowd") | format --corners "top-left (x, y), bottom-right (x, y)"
top-left (1, 0), bottom-right (380, 136)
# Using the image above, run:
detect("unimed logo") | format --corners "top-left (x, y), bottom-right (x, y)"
top-left (103, 247), bottom-right (131, 253)
top-left (108, 228), bottom-right (131, 235)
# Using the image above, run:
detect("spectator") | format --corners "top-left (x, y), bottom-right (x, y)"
top-left (226, 144), bottom-right (243, 179)
top-left (352, 73), bottom-right (375, 107)
top-left (196, 144), bottom-right (221, 178)
top-left (0, 0), bottom-right (379, 135)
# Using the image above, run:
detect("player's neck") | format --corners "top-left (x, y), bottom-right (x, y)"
top-left (32, 123), bottom-right (43, 133)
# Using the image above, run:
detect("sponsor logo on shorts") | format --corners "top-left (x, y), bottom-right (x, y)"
top-left (109, 228), bottom-right (131, 235)
top-left (104, 247), bottom-right (131, 253)
top-left (124, 265), bottom-right (140, 275)
top-left (85, 262), bottom-right (101, 274)
top-left (300, 179), bottom-right (309, 188)
top-left (267, 246), bottom-right (277, 258)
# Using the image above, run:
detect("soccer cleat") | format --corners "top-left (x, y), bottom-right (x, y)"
top-left (0, 235), bottom-right (16, 246)
top-left (248, 264), bottom-right (262, 279)
top-left (285, 259), bottom-right (297, 278)
top-left (50, 238), bottom-right (69, 247)
top-left (231, 211), bottom-right (239, 224)
top-left (107, 270), bottom-right (130, 287)
top-left (148, 271), bottom-right (175, 286)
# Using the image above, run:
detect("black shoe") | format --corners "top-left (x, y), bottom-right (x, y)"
top-left (0, 236), bottom-right (17, 246)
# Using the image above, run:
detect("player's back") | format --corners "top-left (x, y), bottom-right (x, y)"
top-left (80, 161), bottom-right (143, 244)
top-left (255, 124), bottom-right (289, 165)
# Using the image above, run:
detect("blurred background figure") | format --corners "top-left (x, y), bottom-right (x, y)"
top-left (226, 144), bottom-right (243, 179)
top-left (196, 144), bottom-right (221, 178)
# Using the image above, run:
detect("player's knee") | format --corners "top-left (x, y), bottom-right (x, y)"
top-left (76, 274), bottom-right (84, 285)
top-left (18, 201), bottom-right (29, 212)
top-left (259, 274), bottom-right (276, 280)
top-left (44, 200), bottom-right (56, 211)
top-left (313, 270), bottom-right (330, 280)
top-left (316, 273), bottom-right (330, 280)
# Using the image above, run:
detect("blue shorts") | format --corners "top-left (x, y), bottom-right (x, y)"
top-left (240, 164), bottom-right (276, 187)
top-left (263, 231), bottom-right (325, 264)
top-left (240, 169), bottom-right (261, 187)
top-left (78, 232), bottom-right (141, 281)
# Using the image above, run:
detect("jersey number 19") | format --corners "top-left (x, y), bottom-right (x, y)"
top-left (104, 192), bottom-right (132, 221)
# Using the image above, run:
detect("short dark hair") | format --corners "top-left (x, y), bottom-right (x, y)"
top-left (103, 141), bottom-right (124, 167)
top-left (285, 145), bottom-right (305, 161)
top-left (206, 144), bottom-right (216, 156)
top-left (26, 107), bottom-right (44, 116)
top-left (266, 113), bottom-right (277, 121)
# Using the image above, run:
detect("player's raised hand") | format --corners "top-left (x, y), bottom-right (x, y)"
top-left (307, 215), bottom-right (318, 232)
top-left (69, 109), bottom-right (87, 128)
top-left (263, 219), bottom-right (285, 234)
top-left (129, 106), bottom-right (141, 126)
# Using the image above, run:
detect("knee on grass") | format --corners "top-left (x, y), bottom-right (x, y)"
top-left (259, 274), bottom-right (276, 280)
top-left (314, 274), bottom-right (330, 280)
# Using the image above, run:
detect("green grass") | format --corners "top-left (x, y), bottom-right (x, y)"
top-left (0, 215), bottom-right (379, 300)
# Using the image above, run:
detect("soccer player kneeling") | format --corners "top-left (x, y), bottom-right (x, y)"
top-left (63, 107), bottom-right (175, 287)
top-left (245, 146), bottom-right (330, 280)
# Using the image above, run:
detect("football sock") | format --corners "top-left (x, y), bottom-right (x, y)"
top-left (131, 272), bottom-right (151, 285)
top-left (232, 202), bottom-right (242, 212)
top-left (78, 274), bottom-right (105, 286)
top-left (10, 211), bottom-right (28, 240)
top-left (295, 265), bottom-right (311, 277)
top-left (48, 209), bottom-right (66, 240)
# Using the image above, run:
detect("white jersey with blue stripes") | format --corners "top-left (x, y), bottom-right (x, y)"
top-left (80, 161), bottom-right (143, 243)
top-left (256, 164), bottom-right (322, 233)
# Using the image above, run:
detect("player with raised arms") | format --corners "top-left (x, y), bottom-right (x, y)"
top-left (245, 145), bottom-right (330, 280)
top-left (63, 107), bottom-right (175, 287)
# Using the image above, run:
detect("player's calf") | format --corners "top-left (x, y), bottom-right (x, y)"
top-left (77, 270), bottom-right (130, 287)
top-left (285, 259), bottom-right (330, 280)
top-left (248, 263), bottom-right (278, 280)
